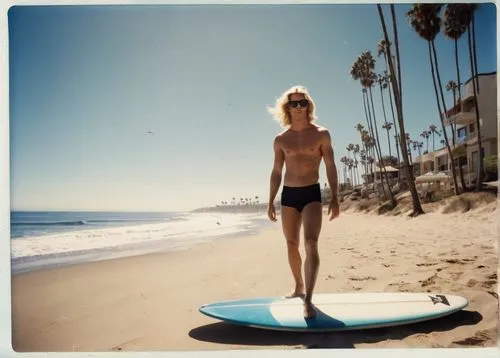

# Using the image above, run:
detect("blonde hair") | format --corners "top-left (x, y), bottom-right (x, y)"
top-left (267, 85), bottom-right (317, 128)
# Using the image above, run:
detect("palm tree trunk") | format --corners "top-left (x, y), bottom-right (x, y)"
top-left (378, 4), bottom-right (424, 215)
top-left (407, 141), bottom-right (413, 164)
top-left (468, 25), bottom-right (484, 190)
top-left (431, 39), bottom-right (460, 192)
top-left (452, 40), bottom-right (459, 144)
top-left (386, 79), bottom-right (402, 180)
top-left (353, 153), bottom-right (360, 186)
top-left (389, 90), bottom-right (400, 155)
top-left (379, 83), bottom-right (392, 158)
top-left (472, 12), bottom-right (479, 93)
top-left (362, 90), bottom-right (375, 155)
top-left (389, 5), bottom-right (404, 184)
top-left (428, 40), bottom-right (459, 195)
top-left (363, 90), bottom-right (377, 180)
top-left (369, 86), bottom-right (395, 204)
top-left (391, 5), bottom-right (402, 106)
top-left (394, 134), bottom-right (401, 179)
top-left (360, 91), bottom-right (373, 178)
top-left (359, 136), bottom-right (367, 175)
top-left (451, 90), bottom-right (457, 146)
top-left (343, 163), bottom-right (347, 187)
top-left (454, 38), bottom-right (468, 192)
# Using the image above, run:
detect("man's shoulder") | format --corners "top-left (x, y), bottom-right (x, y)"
top-left (313, 124), bottom-right (331, 136)
top-left (273, 130), bottom-right (288, 146)
top-left (274, 129), bottom-right (290, 140)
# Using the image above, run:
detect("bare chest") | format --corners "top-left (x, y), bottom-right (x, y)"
top-left (281, 134), bottom-right (321, 157)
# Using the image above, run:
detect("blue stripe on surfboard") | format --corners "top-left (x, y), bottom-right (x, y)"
top-left (200, 297), bottom-right (283, 329)
top-left (200, 297), bottom-right (346, 330)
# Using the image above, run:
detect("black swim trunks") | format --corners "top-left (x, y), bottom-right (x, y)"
top-left (281, 183), bottom-right (322, 212)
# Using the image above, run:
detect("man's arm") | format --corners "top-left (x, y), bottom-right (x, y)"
top-left (320, 130), bottom-right (338, 202)
top-left (268, 135), bottom-right (285, 205)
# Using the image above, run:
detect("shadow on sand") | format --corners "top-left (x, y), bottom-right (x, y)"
top-left (189, 310), bottom-right (482, 349)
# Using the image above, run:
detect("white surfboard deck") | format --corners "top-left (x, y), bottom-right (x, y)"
top-left (199, 292), bottom-right (468, 332)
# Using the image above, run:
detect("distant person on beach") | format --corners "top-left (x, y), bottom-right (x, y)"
top-left (267, 85), bottom-right (340, 318)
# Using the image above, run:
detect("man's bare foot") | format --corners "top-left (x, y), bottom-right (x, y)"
top-left (304, 301), bottom-right (316, 319)
top-left (285, 290), bottom-right (305, 299)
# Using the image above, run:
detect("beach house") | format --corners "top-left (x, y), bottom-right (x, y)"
top-left (412, 72), bottom-right (497, 188)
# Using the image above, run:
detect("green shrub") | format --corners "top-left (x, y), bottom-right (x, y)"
top-left (484, 155), bottom-right (498, 181)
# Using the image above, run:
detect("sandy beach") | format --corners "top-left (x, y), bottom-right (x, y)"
top-left (11, 203), bottom-right (498, 352)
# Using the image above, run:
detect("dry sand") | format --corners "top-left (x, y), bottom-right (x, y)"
top-left (11, 203), bottom-right (498, 351)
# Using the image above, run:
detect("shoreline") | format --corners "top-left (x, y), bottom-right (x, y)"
top-left (11, 208), bottom-right (498, 351)
top-left (10, 211), bottom-right (273, 275)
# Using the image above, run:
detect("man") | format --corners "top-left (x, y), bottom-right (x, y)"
top-left (267, 85), bottom-right (340, 318)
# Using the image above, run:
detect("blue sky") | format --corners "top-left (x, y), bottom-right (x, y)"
top-left (8, 3), bottom-right (496, 212)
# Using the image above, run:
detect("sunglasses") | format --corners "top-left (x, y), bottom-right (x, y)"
top-left (288, 99), bottom-right (309, 108)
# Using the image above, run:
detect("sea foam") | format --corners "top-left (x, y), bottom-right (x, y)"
top-left (11, 212), bottom-right (265, 263)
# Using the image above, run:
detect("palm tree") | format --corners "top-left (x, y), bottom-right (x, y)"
top-left (340, 156), bottom-right (349, 187)
top-left (352, 66), bottom-right (376, 182)
top-left (385, 73), bottom-right (402, 169)
top-left (362, 132), bottom-right (377, 185)
top-left (378, 41), bottom-right (403, 170)
top-left (353, 144), bottom-right (361, 185)
top-left (359, 149), bottom-right (367, 179)
top-left (367, 155), bottom-right (375, 186)
top-left (464, 4), bottom-right (484, 190)
top-left (351, 51), bottom-right (394, 204)
top-left (377, 72), bottom-right (393, 158)
top-left (444, 5), bottom-right (469, 191)
top-left (340, 157), bottom-right (345, 185)
top-left (394, 132), bottom-right (402, 182)
top-left (470, 4), bottom-right (480, 93)
top-left (377, 4), bottom-right (424, 216)
top-left (356, 124), bottom-right (373, 179)
top-left (445, 80), bottom-right (459, 145)
top-left (355, 124), bottom-right (365, 172)
top-left (406, 133), bottom-right (413, 165)
top-left (417, 141), bottom-right (424, 156)
top-left (420, 130), bottom-right (430, 153)
top-left (406, 4), bottom-right (460, 195)
top-left (351, 64), bottom-right (377, 171)
top-left (348, 158), bottom-right (355, 188)
top-left (428, 124), bottom-right (441, 152)
top-left (413, 141), bottom-right (424, 157)
top-left (353, 159), bottom-right (360, 187)
top-left (346, 144), bottom-right (353, 186)
top-left (382, 121), bottom-right (393, 158)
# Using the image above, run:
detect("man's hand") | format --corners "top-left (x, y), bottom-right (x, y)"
top-left (267, 203), bottom-right (277, 222)
top-left (328, 198), bottom-right (340, 221)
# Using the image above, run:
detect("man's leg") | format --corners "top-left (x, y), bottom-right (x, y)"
top-left (301, 201), bottom-right (322, 318)
top-left (280, 206), bottom-right (304, 298)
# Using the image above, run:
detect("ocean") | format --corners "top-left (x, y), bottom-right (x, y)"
top-left (10, 210), bottom-right (271, 274)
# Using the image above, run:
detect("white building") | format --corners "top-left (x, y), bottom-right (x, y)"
top-left (412, 72), bottom-right (497, 187)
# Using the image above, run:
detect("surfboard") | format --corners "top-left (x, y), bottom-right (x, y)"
top-left (199, 292), bottom-right (468, 332)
